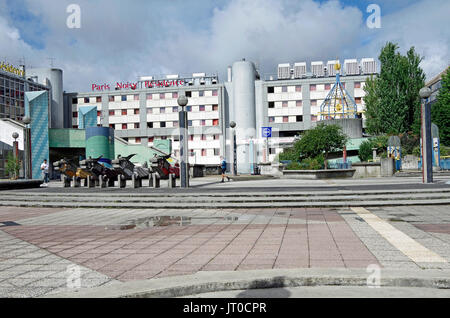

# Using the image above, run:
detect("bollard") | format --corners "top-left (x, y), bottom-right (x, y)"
top-left (63, 176), bottom-right (71, 188)
top-left (149, 174), bottom-right (154, 187)
top-left (153, 173), bottom-right (160, 188)
top-left (100, 175), bottom-right (107, 188)
top-left (87, 176), bottom-right (95, 188)
top-left (132, 174), bottom-right (140, 188)
top-left (119, 175), bottom-right (126, 188)
top-left (72, 176), bottom-right (80, 188)
top-left (168, 173), bottom-right (176, 188)
top-left (108, 178), bottom-right (115, 187)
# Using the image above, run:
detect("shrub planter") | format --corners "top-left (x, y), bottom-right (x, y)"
top-left (282, 169), bottom-right (355, 179)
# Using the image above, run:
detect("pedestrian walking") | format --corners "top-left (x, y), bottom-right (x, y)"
top-left (220, 157), bottom-right (230, 183)
top-left (40, 159), bottom-right (49, 185)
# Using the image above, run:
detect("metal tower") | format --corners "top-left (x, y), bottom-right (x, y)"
top-left (319, 62), bottom-right (358, 120)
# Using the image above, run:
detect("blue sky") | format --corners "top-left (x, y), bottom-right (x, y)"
top-left (0, 0), bottom-right (448, 91)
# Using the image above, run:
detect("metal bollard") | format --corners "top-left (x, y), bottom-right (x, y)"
top-left (168, 173), bottom-right (176, 188)
top-left (119, 175), bottom-right (126, 188)
top-left (132, 174), bottom-right (140, 188)
top-left (148, 174), bottom-right (153, 187)
top-left (63, 176), bottom-right (71, 188)
top-left (100, 175), bottom-right (107, 188)
top-left (153, 173), bottom-right (160, 188)
top-left (87, 176), bottom-right (95, 188)
top-left (72, 176), bottom-right (80, 188)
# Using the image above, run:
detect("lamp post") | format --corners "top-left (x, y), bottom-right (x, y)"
top-left (177, 95), bottom-right (189, 188)
top-left (12, 132), bottom-right (19, 179)
top-left (230, 121), bottom-right (237, 176)
top-left (419, 87), bottom-right (432, 183)
top-left (23, 116), bottom-right (32, 180)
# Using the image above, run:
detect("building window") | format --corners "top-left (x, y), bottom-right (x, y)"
top-left (134, 109), bottom-right (140, 115)
top-left (268, 102), bottom-right (274, 108)
top-left (72, 125), bottom-right (78, 129)
top-left (72, 112), bottom-right (78, 118)
top-left (213, 119), bottom-right (219, 126)
top-left (134, 94), bottom-right (140, 101)
top-left (201, 149), bottom-right (207, 156)
top-left (199, 105), bottom-right (205, 111)
top-left (189, 135), bottom-right (194, 141)
top-left (149, 137), bottom-right (154, 142)
top-left (109, 110), bottom-right (114, 116)
top-left (186, 106), bottom-right (192, 112)
top-left (296, 115), bottom-right (303, 122)
top-left (295, 85), bottom-right (302, 92)
top-left (160, 121), bottom-right (166, 128)
top-left (188, 120), bottom-right (193, 126)
top-left (201, 120), bottom-right (206, 126)
top-left (146, 94), bottom-right (152, 100)
top-left (214, 149), bottom-right (220, 156)
top-left (160, 107), bottom-right (165, 113)
top-left (311, 100), bottom-right (317, 106)
top-left (296, 100), bottom-right (302, 107)
top-left (97, 111), bottom-right (101, 117)
top-left (310, 84), bottom-right (316, 91)
top-left (147, 122), bottom-right (153, 128)
top-left (173, 121), bottom-right (179, 127)
top-left (121, 109), bottom-right (127, 115)
top-left (267, 87), bottom-right (274, 93)
top-left (122, 124), bottom-right (127, 130)
top-left (212, 90), bottom-right (218, 96)
top-left (213, 134), bottom-right (219, 140)
top-left (160, 93), bottom-right (165, 99)
top-left (283, 116), bottom-right (289, 123)
top-left (109, 124), bottom-right (114, 128)
top-left (201, 134), bottom-right (206, 141)
top-left (354, 82), bottom-right (361, 88)
top-left (269, 117), bottom-right (274, 123)
top-left (84, 97), bottom-right (90, 103)
top-left (135, 123), bottom-right (140, 129)
top-left (135, 137), bottom-right (141, 143)
top-left (172, 106), bottom-right (178, 112)
top-left (199, 91), bottom-right (204, 97)
top-left (96, 96), bottom-right (102, 103)
top-left (109, 96), bottom-right (114, 102)
top-left (185, 91), bottom-right (192, 97)
top-left (121, 95), bottom-right (127, 101)
top-left (172, 92), bottom-right (178, 99)
top-left (72, 98), bottom-right (78, 104)
top-left (282, 101), bottom-right (288, 107)
top-left (325, 84), bottom-right (331, 90)
top-left (282, 86), bottom-right (288, 93)
top-left (213, 105), bottom-right (219, 111)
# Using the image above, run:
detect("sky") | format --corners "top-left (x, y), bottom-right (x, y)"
top-left (0, 0), bottom-right (449, 92)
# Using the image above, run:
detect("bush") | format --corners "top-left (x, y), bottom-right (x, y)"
top-left (285, 162), bottom-right (302, 170)
top-left (358, 140), bottom-right (374, 161)
top-left (278, 147), bottom-right (298, 161)
top-left (5, 152), bottom-right (20, 179)
top-left (412, 146), bottom-right (421, 157)
top-left (440, 146), bottom-right (450, 157)
top-left (399, 132), bottom-right (420, 155)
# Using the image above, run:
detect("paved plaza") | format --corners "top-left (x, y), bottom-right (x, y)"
top-left (0, 177), bottom-right (450, 297)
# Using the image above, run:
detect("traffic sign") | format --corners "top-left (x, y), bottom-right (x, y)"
top-left (262, 127), bottom-right (272, 138)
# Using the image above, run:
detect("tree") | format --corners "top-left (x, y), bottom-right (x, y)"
top-left (363, 42), bottom-right (425, 135)
top-left (431, 68), bottom-right (450, 146)
top-left (295, 123), bottom-right (348, 169)
top-left (5, 152), bottom-right (20, 179)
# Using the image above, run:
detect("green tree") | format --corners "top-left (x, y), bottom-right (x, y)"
top-left (295, 123), bottom-right (348, 169)
top-left (363, 42), bottom-right (425, 135)
top-left (431, 68), bottom-right (450, 146)
top-left (5, 152), bottom-right (20, 179)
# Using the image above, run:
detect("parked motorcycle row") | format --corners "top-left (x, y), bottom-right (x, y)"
top-left (53, 154), bottom-right (180, 188)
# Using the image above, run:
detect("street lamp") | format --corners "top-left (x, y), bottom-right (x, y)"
top-left (230, 121), bottom-right (237, 176)
top-left (12, 132), bottom-right (19, 179)
top-left (22, 116), bottom-right (32, 179)
top-left (419, 87), bottom-right (432, 183)
top-left (177, 95), bottom-right (189, 187)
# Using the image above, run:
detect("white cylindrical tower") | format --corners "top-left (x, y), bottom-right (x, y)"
top-left (27, 68), bottom-right (64, 129)
top-left (231, 60), bottom-right (257, 174)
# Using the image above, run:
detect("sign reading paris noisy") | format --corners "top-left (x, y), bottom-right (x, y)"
top-left (91, 79), bottom-right (185, 92)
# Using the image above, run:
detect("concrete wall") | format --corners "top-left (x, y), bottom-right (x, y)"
top-left (402, 155), bottom-right (420, 170)
top-left (322, 118), bottom-right (362, 138)
top-left (352, 162), bottom-right (381, 178)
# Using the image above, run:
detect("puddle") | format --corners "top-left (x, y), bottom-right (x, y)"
top-left (107, 215), bottom-right (239, 230)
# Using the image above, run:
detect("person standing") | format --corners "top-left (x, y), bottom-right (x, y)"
top-left (220, 157), bottom-right (230, 183)
top-left (40, 159), bottom-right (49, 185)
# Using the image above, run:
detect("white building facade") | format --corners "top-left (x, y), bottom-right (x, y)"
top-left (66, 58), bottom-right (377, 173)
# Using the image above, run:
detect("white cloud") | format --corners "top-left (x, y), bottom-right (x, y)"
top-left (0, 0), bottom-right (447, 91)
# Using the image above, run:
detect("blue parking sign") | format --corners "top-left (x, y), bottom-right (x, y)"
top-left (262, 127), bottom-right (272, 138)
